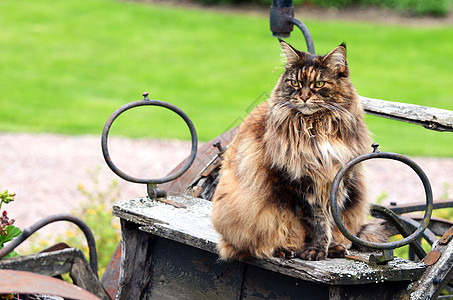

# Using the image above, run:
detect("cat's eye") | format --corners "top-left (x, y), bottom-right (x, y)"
top-left (290, 80), bottom-right (300, 87)
top-left (314, 81), bottom-right (325, 88)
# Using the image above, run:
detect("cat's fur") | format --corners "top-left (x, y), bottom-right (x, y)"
top-left (211, 40), bottom-right (387, 261)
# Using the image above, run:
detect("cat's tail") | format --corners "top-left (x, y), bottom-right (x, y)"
top-left (352, 221), bottom-right (389, 252)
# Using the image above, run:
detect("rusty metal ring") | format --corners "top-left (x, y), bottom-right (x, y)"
top-left (330, 150), bottom-right (433, 250)
top-left (101, 95), bottom-right (198, 184)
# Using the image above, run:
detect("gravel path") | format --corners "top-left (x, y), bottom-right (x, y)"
top-left (1, 133), bottom-right (453, 245)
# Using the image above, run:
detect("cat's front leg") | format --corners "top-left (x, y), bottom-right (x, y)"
top-left (297, 203), bottom-right (331, 261)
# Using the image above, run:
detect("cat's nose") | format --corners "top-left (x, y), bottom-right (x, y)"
top-left (298, 90), bottom-right (311, 102)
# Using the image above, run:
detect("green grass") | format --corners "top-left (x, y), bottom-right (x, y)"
top-left (0, 0), bottom-right (452, 156)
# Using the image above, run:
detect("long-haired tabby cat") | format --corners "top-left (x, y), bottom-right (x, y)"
top-left (211, 40), bottom-right (387, 261)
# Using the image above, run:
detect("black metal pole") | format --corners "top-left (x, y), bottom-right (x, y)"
top-left (270, 0), bottom-right (315, 54)
top-left (270, 0), bottom-right (294, 38)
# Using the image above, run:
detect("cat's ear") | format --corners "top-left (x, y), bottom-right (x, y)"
top-left (323, 43), bottom-right (348, 76)
top-left (279, 39), bottom-right (300, 66)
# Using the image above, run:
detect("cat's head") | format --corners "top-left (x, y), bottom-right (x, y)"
top-left (272, 40), bottom-right (357, 116)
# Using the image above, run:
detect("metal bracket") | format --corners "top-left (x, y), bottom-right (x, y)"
top-left (270, 0), bottom-right (315, 54)
top-left (369, 249), bottom-right (394, 265)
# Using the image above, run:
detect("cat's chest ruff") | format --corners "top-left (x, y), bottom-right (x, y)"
top-left (268, 132), bottom-right (350, 181)
top-left (314, 139), bottom-right (349, 166)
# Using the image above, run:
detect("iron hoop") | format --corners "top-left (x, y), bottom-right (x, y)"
top-left (330, 151), bottom-right (433, 250)
top-left (101, 98), bottom-right (198, 184)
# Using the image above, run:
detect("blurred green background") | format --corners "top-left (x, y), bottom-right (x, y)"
top-left (1, 0), bottom-right (452, 156)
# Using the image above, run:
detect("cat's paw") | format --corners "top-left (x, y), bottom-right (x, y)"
top-left (274, 248), bottom-right (297, 259)
top-left (328, 244), bottom-right (348, 258)
top-left (298, 247), bottom-right (327, 261)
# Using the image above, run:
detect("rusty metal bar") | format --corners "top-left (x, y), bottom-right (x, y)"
top-left (0, 214), bottom-right (98, 277)
top-left (402, 216), bottom-right (438, 246)
top-left (388, 199), bottom-right (453, 215)
top-left (371, 204), bottom-right (427, 259)
top-left (0, 269), bottom-right (101, 300)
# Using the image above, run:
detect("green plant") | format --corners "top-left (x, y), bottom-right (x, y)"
top-left (0, 191), bottom-right (21, 259)
top-left (310, 0), bottom-right (355, 8)
top-left (198, 0), bottom-right (241, 4)
top-left (441, 182), bottom-right (450, 200)
top-left (27, 168), bottom-right (122, 277)
top-left (375, 191), bottom-right (389, 205)
top-left (70, 168), bottom-right (121, 277)
top-left (381, 0), bottom-right (452, 15)
top-left (432, 183), bottom-right (453, 221)
top-left (392, 234), bottom-right (432, 260)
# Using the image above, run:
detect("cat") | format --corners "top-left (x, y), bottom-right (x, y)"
top-left (210, 40), bottom-right (387, 261)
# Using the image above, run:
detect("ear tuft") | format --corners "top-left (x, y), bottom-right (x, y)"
top-left (323, 44), bottom-right (348, 75)
top-left (279, 39), bottom-right (300, 66)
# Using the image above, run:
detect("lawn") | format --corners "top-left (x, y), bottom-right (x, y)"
top-left (0, 0), bottom-right (452, 156)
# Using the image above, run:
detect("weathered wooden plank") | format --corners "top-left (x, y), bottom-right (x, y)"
top-left (113, 197), bottom-right (219, 253)
top-left (147, 236), bottom-right (245, 299)
top-left (329, 281), bottom-right (411, 300)
top-left (113, 197), bottom-right (426, 286)
top-left (70, 251), bottom-right (111, 300)
top-left (0, 248), bottom-right (74, 277)
top-left (397, 226), bottom-right (453, 299)
top-left (247, 252), bottom-right (425, 286)
top-left (361, 96), bottom-right (453, 132)
top-left (241, 264), bottom-right (328, 299)
top-left (116, 219), bottom-right (154, 300)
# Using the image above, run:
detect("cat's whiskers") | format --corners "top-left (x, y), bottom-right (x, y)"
top-left (319, 102), bottom-right (354, 120)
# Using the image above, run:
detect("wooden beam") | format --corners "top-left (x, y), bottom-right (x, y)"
top-left (116, 219), bottom-right (154, 300)
top-left (397, 226), bottom-right (453, 299)
top-left (361, 96), bottom-right (453, 132)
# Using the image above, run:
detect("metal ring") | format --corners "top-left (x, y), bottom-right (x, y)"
top-left (330, 151), bottom-right (433, 250)
top-left (101, 98), bottom-right (198, 184)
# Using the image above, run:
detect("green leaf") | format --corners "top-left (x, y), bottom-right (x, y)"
top-left (7, 226), bottom-right (21, 239)
top-left (0, 234), bottom-right (7, 246)
top-left (3, 250), bottom-right (19, 258)
top-left (0, 226), bottom-right (22, 246)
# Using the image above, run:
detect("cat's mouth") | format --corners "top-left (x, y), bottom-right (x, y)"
top-left (291, 100), bottom-right (323, 115)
